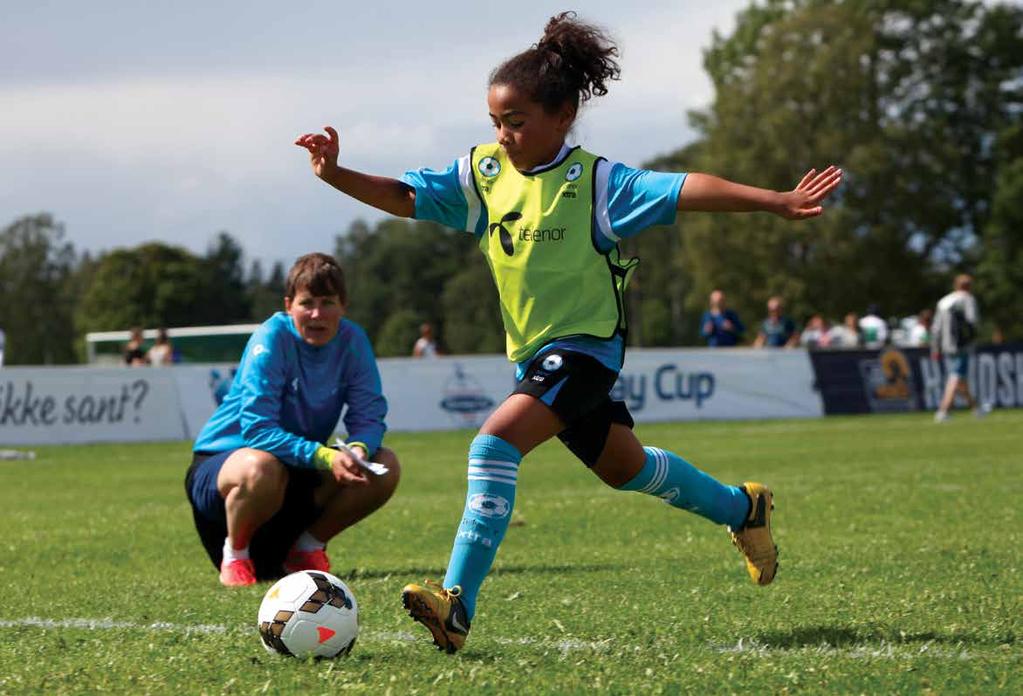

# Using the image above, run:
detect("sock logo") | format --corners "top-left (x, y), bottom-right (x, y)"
top-left (658, 487), bottom-right (681, 505)
top-left (489, 212), bottom-right (521, 256)
top-left (468, 493), bottom-right (511, 518)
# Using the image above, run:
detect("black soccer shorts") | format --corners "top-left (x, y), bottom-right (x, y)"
top-left (184, 450), bottom-right (324, 580)
top-left (513, 349), bottom-right (635, 467)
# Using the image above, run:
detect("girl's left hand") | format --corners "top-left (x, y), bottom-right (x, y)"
top-left (777, 166), bottom-right (843, 219)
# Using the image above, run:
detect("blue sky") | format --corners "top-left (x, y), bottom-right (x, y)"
top-left (0, 1), bottom-right (746, 267)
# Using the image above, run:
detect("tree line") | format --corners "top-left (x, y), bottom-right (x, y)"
top-left (1, 0), bottom-right (1020, 365)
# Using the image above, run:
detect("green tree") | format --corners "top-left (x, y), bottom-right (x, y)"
top-left (647, 0), bottom-right (1023, 338)
top-left (977, 125), bottom-right (1023, 339)
top-left (75, 243), bottom-right (210, 332)
top-left (246, 259), bottom-right (286, 321)
top-left (203, 232), bottom-right (251, 324)
top-left (375, 308), bottom-right (422, 357)
top-left (441, 256), bottom-right (504, 355)
top-left (334, 218), bottom-right (478, 355)
top-left (0, 214), bottom-right (78, 364)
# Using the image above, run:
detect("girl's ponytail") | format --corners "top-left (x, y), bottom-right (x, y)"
top-left (491, 12), bottom-right (620, 114)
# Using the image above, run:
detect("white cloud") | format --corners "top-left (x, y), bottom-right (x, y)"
top-left (0, 1), bottom-right (745, 264)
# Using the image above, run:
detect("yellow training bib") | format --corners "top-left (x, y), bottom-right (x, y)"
top-left (471, 143), bottom-right (637, 361)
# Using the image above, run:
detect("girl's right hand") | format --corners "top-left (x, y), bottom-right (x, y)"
top-left (294, 126), bottom-right (341, 179)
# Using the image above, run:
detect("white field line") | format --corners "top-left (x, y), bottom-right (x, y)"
top-left (712, 637), bottom-right (974, 661)
top-left (1, 618), bottom-right (984, 660)
top-left (0, 617), bottom-right (229, 634)
top-left (0, 618), bottom-right (608, 654)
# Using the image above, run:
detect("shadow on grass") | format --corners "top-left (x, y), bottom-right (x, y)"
top-left (755, 624), bottom-right (1015, 648)
top-left (337, 562), bottom-right (621, 582)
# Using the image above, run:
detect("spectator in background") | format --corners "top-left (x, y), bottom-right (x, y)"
top-left (412, 322), bottom-right (439, 358)
top-left (932, 274), bottom-right (989, 422)
top-left (799, 314), bottom-right (830, 349)
top-left (699, 290), bottom-right (745, 347)
top-left (907, 309), bottom-right (933, 347)
top-left (754, 296), bottom-right (798, 348)
top-left (827, 312), bottom-right (861, 348)
top-left (0, 327), bottom-right (5, 367)
top-left (147, 328), bottom-right (174, 366)
top-left (124, 327), bottom-right (147, 366)
top-left (859, 304), bottom-right (888, 349)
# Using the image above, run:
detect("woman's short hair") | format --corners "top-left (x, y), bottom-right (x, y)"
top-left (285, 253), bottom-right (347, 303)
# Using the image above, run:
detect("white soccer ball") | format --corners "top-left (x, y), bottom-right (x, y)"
top-left (257, 571), bottom-right (359, 659)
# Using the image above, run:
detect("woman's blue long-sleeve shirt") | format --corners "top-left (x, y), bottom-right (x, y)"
top-left (193, 313), bottom-right (387, 466)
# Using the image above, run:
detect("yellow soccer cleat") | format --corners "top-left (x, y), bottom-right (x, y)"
top-left (401, 580), bottom-right (471, 654)
top-left (729, 482), bottom-right (778, 586)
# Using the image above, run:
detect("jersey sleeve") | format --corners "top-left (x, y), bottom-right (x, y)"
top-left (236, 325), bottom-right (322, 466)
top-left (595, 162), bottom-right (686, 247)
top-left (339, 326), bottom-right (388, 456)
top-left (963, 293), bottom-right (979, 325)
top-left (401, 156), bottom-right (483, 234)
top-left (698, 311), bottom-right (713, 338)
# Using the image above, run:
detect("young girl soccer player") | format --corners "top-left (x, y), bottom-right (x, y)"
top-left (296, 13), bottom-right (841, 651)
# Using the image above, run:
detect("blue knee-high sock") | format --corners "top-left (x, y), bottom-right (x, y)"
top-left (443, 434), bottom-right (522, 620)
top-left (618, 446), bottom-right (749, 528)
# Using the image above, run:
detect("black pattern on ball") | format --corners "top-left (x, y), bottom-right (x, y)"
top-left (258, 610), bottom-right (295, 656)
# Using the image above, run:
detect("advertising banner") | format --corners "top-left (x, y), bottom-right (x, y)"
top-left (612, 348), bottom-right (822, 422)
top-left (170, 357), bottom-right (514, 437)
top-left (0, 367), bottom-right (186, 445)
top-left (809, 343), bottom-right (1023, 415)
top-left (384, 349), bottom-right (821, 434)
top-left (1, 348), bottom-right (824, 445)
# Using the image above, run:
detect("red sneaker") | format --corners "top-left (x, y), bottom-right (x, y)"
top-left (284, 548), bottom-right (331, 574)
top-left (219, 558), bottom-right (257, 587)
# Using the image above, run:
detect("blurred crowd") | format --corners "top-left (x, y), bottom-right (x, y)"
top-left (698, 290), bottom-right (987, 351)
top-left (124, 327), bottom-right (177, 366)
top-left (115, 286), bottom-right (998, 366)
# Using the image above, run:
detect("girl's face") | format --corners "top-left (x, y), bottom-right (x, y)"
top-left (487, 83), bottom-right (575, 170)
top-left (285, 288), bottom-right (345, 347)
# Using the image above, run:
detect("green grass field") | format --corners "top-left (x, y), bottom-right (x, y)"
top-left (1, 411), bottom-right (1021, 694)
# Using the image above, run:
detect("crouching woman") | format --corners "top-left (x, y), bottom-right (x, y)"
top-left (185, 252), bottom-right (399, 586)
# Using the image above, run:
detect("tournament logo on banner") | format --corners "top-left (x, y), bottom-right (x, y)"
top-left (810, 343), bottom-right (1023, 414)
top-left (858, 348), bottom-right (918, 412)
top-left (439, 363), bottom-right (495, 428)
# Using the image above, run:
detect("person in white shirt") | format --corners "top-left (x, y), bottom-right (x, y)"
top-left (858, 305), bottom-right (888, 349)
top-left (412, 322), bottom-right (439, 358)
top-left (907, 309), bottom-right (932, 347)
top-left (147, 328), bottom-right (174, 366)
top-left (799, 314), bottom-right (831, 349)
top-left (931, 274), bottom-right (988, 422)
top-left (826, 313), bottom-right (861, 348)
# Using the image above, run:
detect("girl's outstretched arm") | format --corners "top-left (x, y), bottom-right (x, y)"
top-left (295, 126), bottom-right (416, 218)
top-left (678, 166), bottom-right (842, 220)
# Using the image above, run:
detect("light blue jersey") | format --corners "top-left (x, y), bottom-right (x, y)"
top-left (193, 313), bottom-right (387, 466)
top-left (401, 145), bottom-right (686, 371)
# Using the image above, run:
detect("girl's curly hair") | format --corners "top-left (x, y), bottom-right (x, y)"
top-left (490, 12), bottom-right (621, 114)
